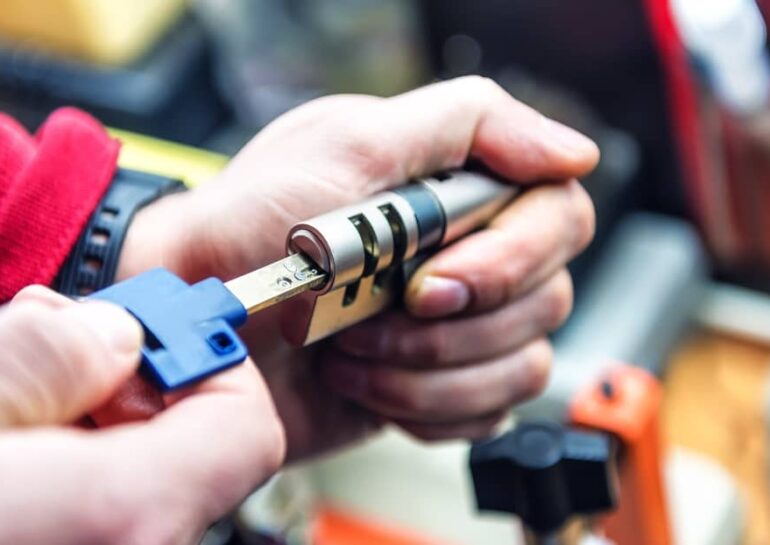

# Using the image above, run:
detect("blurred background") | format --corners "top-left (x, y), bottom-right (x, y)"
top-left (5, 1), bottom-right (770, 544)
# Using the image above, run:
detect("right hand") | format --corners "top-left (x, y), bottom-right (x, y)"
top-left (116, 76), bottom-right (598, 461)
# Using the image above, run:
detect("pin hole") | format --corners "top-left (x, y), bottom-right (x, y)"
top-left (208, 332), bottom-right (237, 355)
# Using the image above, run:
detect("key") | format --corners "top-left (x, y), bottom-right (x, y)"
top-left (224, 253), bottom-right (326, 315)
top-left (90, 254), bottom-right (327, 391)
top-left (91, 168), bottom-right (518, 391)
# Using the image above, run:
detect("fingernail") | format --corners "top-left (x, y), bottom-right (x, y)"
top-left (73, 302), bottom-right (143, 355)
top-left (323, 362), bottom-right (368, 399)
top-left (410, 276), bottom-right (470, 318)
top-left (542, 117), bottom-right (597, 156)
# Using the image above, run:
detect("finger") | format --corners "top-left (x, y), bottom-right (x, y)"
top-left (11, 284), bottom-right (71, 308)
top-left (10, 291), bottom-right (171, 427)
top-left (0, 298), bottom-right (143, 427)
top-left (251, 77), bottom-right (599, 190)
top-left (336, 270), bottom-right (572, 367)
top-left (367, 76), bottom-right (600, 183)
top-left (191, 77), bottom-right (600, 282)
top-left (0, 360), bottom-right (285, 544)
top-left (321, 338), bottom-right (552, 424)
top-left (228, 77), bottom-right (599, 221)
top-left (313, 77), bottom-right (599, 188)
top-left (406, 179), bottom-right (594, 317)
top-left (0, 429), bottom-right (119, 544)
top-left (394, 410), bottom-right (509, 443)
top-left (110, 361), bottom-right (286, 531)
top-left (238, 313), bottom-right (386, 462)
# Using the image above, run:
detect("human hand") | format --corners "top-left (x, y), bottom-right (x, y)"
top-left (117, 76), bottom-right (598, 460)
top-left (0, 286), bottom-right (284, 545)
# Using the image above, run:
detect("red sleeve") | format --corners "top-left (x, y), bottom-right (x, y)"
top-left (0, 108), bottom-right (120, 302)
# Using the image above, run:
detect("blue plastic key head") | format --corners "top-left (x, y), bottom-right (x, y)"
top-left (90, 268), bottom-right (249, 391)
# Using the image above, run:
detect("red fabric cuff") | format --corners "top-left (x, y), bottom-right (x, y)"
top-left (0, 108), bottom-right (120, 302)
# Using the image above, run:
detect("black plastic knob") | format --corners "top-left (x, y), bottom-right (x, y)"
top-left (469, 421), bottom-right (618, 534)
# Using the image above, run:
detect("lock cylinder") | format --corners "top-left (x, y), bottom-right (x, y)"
top-left (286, 169), bottom-right (518, 294)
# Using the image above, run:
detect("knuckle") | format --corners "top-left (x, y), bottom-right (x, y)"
top-left (567, 180), bottom-right (597, 251)
top-left (399, 327), bottom-right (451, 364)
top-left (496, 255), bottom-right (535, 307)
top-left (341, 133), bottom-right (398, 186)
top-left (455, 75), bottom-right (506, 100)
top-left (374, 371), bottom-right (431, 414)
top-left (262, 414), bottom-right (287, 475)
top-left (475, 231), bottom-right (534, 308)
top-left (398, 384), bottom-right (431, 415)
top-left (265, 93), bottom-right (376, 135)
top-left (332, 112), bottom-right (400, 186)
top-left (543, 272), bottom-right (574, 330)
top-left (519, 340), bottom-right (553, 400)
top-left (422, 328), bottom-right (451, 363)
top-left (468, 415), bottom-right (507, 441)
top-left (11, 285), bottom-right (50, 305)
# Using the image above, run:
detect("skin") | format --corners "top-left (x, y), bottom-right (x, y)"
top-left (0, 286), bottom-right (285, 545)
top-left (114, 76), bottom-right (599, 459)
top-left (0, 75), bottom-right (597, 544)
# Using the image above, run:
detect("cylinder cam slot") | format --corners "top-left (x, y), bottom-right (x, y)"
top-left (378, 204), bottom-right (408, 265)
top-left (342, 281), bottom-right (360, 307)
top-left (349, 214), bottom-right (380, 277)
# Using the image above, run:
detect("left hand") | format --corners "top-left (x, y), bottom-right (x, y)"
top-left (0, 286), bottom-right (284, 545)
top-left (114, 76), bottom-right (599, 460)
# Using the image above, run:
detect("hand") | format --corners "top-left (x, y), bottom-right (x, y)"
top-left (0, 286), bottom-right (284, 545)
top-left (117, 76), bottom-right (598, 460)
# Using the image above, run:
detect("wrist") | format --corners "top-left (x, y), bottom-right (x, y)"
top-left (115, 190), bottom-right (196, 282)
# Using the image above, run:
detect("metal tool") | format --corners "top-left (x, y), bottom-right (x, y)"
top-left (91, 169), bottom-right (517, 390)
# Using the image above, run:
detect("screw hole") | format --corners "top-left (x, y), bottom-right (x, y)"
top-left (208, 332), bottom-right (236, 355)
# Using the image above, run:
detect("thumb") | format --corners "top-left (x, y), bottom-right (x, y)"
top-left (0, 293), bottom-right (143, 427)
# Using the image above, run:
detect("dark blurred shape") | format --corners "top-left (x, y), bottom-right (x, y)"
top-left (470, 421), bottom-right (617, 541)
top-left (418, 0), bottom-right (686, 219)
top-left (0, 16), bottom-right (227, 145)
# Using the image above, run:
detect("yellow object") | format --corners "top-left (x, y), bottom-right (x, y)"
top-left (109, 128), bottom-right (229, 188)
top-left (0, 0), bottom-right (187, 65)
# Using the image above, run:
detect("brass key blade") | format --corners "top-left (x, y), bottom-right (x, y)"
top-left (225, 253), bottom-right (327, 315)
